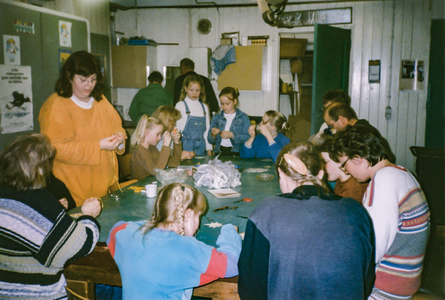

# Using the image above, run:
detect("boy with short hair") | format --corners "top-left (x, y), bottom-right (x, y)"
top-left (333, 124), bottom-right (430, 299)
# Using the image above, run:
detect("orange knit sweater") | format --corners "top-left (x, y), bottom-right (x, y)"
top-left (39, 93), bottom-right (126, 206)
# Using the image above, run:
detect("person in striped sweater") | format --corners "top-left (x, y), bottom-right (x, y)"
top-left (0, 134), bottom-right (102, 299)
top-left (333, 124), bottom-right (430, 300)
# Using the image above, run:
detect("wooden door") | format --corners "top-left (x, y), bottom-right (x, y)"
top-left (426, 20), bottom-right (445, 148)
top-left (311, 24), bottom-right (351, 134)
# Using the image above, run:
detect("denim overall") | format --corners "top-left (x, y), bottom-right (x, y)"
top-left (182, 101), bottom-right (207, 155)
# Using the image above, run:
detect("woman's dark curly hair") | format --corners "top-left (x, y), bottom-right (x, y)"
top-left (55, 51), bottom-right (104, 101)
top-left (333, 124), bottom-right (391, 167)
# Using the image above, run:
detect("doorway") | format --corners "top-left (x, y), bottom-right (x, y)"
top-left (279, 32), bottom-right (314, 142)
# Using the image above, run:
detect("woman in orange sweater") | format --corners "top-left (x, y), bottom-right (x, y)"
top-left (39, 51), bottom-right (126, 206)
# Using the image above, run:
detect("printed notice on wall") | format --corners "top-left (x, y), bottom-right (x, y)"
top-left (0, 65), bottom-right (33, 133)
top-left (400, 60), bottom-right (425, 91)
top-left (3, 35), bottom-right (21, 65)
top-left (59, 21), bottom-right (72, 47)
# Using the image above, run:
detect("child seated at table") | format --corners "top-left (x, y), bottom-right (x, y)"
top-left (240, 110), bottom-right (291, 162)
top-left (107, 183), bottom-right (242, 300)
top-left (208, 87), bottom-right (250, 157)
top-left (130, 115), bottom-right (182, 180)
top-left (151, 105), bottom-right (182, 151)
top-left (311, 132), bottom-right (368, 202)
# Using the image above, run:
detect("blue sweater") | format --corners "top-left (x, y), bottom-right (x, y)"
top-left (238, 185), bottom-right (376, 300)
top-left (108, 222), bottom-right (242, 300)
top-left (207, 108), bottom-right (250, 154)
top-left (240, 132), bottom-right (290, 162)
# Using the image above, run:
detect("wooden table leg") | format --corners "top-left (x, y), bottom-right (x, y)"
top-left (66, 279), bottom-right (95, 300)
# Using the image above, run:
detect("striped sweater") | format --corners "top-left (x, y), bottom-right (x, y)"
top-left (363, 166), bottom-right (430, 300)
top-left (0, 185), bottom-right (100, 299)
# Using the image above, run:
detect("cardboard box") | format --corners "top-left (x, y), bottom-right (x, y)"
top-left (291, 60), bottom-right (303, 73)
top-left (280, 38), bottom-right (307, 58)
top-left (221, 38), bottom-right (232, 45)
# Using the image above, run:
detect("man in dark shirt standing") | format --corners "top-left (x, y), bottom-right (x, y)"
top-left (173, 58), bottom-right (219, 116)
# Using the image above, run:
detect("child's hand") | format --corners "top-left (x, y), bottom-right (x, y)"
top-left (163, 131), bottom-right (173, 146)
top-left (81, 197), bottom-right (102, 218)
top-left (181, 151), bottom-right (190, 160)
top-left (211, 128), bottom-right (220, 136)
top-left (248, 125), bottom-right (256, 138)
top-left (220, 131), bottom-right (233, 139)
top-left (259, 123), bottom-right (273, 141)
top-left (59, 198), bottom-right (68, 210)
top-left (181, 151), bottom-right (196, 160)
top-left (172, 128), bottom-right (181, 144)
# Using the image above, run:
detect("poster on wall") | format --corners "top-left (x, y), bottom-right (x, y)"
top-left (0, 65), bottom-right (33, 133)
top-left (59, 20), bottom-right (72, 47)
top-left (3, 35), bottom-right (21, 65)
top-left (59, 49), bottom-right (71, 71)
top-left (400, 60), bottom-right (425, 91)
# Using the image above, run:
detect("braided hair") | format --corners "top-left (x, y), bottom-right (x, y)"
top-left (140, 183), bottom-right (207, 236)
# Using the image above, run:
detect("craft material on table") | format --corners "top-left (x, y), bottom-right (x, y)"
top-left (208, 188), bottom-right (241, 198)
top-left (244, 168), bottom-right (268, 173)
top-left (256, 173), bottom-right (274, 181)
top-left (233, 197), bottom-right (253, 203)
top-left (127, 186), bottom-right (145, 193)
top-left (213, 206), bottom-right (239, 212)
top-left (194, 157), bottom-right (241, 189)
top-left (204, 222), bottom-right (223, 228)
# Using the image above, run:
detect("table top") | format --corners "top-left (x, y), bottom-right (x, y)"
top-left (70, 157), bottom-right (281, 246)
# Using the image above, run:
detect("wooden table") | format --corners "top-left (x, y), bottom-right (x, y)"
top-left (65, 157), bottom-right (280, 299)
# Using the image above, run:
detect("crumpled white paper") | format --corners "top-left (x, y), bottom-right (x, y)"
top-left (193, 157), bottom-right (241, 189)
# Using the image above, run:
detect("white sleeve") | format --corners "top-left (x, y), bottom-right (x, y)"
top-left (204, 104), bottom-right (212, 151)
top-left (319, 122), bottom-right (328, 132)
top-left (175, 101), bottom-right (187, 133)
top-left (364, 170), bottom-right (399, 263)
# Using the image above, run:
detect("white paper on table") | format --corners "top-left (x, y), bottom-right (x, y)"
top-left (208, 188), bottom-right (241, 198)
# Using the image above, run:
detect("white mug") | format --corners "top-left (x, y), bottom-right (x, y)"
top-left (145, 183), bottom-right (157, 198)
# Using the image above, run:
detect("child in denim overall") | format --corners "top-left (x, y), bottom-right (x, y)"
top-left (175, 74), bottom-right (213, 157)
top-left (208, 87), bottom-right (250, 156)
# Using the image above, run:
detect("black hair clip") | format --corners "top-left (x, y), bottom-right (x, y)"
top-left (323, 126), bottom-right (334, 136)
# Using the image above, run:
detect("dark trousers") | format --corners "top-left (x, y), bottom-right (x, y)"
top-left (219, 146), bottom-right (240, 157)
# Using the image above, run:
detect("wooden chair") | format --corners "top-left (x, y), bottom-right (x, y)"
top-left (117, 153), bottom-right (132, 182)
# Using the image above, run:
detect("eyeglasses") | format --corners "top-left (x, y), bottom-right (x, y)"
top-left (339, 157), bottom-right (350, 172)
top-left (75, 76), bottom-right (97, 84)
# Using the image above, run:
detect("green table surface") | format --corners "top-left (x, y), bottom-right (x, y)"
top-left (69, 157), bottom-right (281, 246)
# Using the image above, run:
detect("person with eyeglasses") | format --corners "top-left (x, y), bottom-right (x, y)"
top-left (39, 51), bottom-right (127, 207)
top-left (333, 124), bottom-right (430, 300)
top-left (318, 89), bottom-right (351, 134)
top-left (309, 132), bottom-right (369, 203)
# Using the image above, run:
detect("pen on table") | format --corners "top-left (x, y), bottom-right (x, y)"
top-left (237, 215), bottom-right (248, 219)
